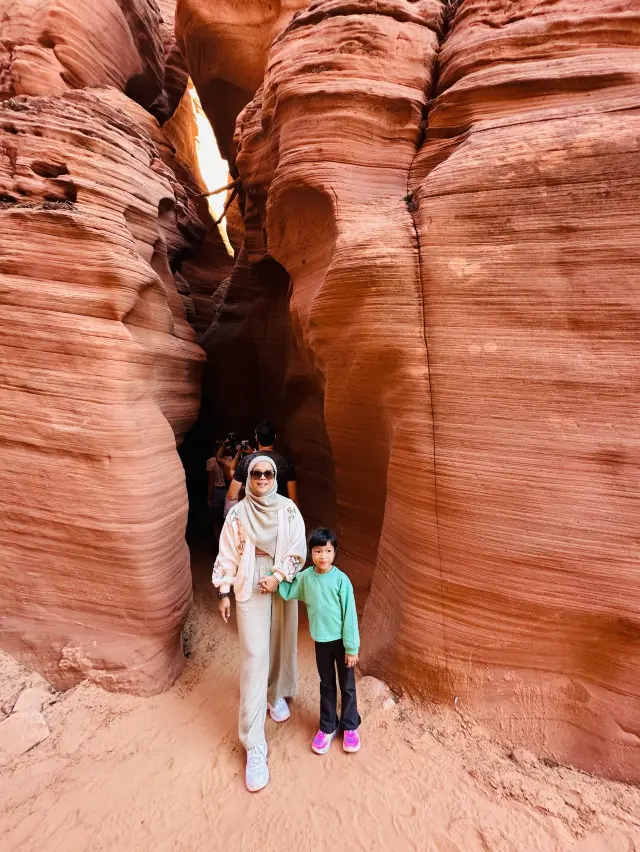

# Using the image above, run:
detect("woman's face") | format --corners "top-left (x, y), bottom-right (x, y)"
top-left (250, 463), bottom-right (275, 496)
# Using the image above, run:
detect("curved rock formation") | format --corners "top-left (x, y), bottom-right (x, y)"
top-left (0, 90), bottom-right (205, 693)
top-left (229, 0), bottom-right (640, 780)
top-left (175, 0), bottom-right (308, 157)
top-left (153, 0), bottom-right (190, 122)
top-left (0, 0), bottom-right (165, 109)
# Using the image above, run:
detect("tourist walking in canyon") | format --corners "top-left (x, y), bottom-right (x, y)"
top-left (226, 420), bottom-right (298, 507)
top-left (269, 528), bottom-right (361, 755)
top-left (213, 455), bottom-right (306, 792)
top-left (205, 443), bottom-right (226, 546)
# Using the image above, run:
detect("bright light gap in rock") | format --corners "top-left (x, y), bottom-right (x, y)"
top-left (188, 83), bottom-right (234, 258)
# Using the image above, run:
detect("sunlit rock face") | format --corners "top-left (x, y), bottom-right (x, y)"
top-left (0, 91), bottom-right (205, 693)
top-left (175, 0), bottom-right (308, 158)
top-left (228, 0), bottom-right (640, 781)
top-left (0, 0), bottom-right (218, 693)
top-left (0, 0), bottom-right (165, 109)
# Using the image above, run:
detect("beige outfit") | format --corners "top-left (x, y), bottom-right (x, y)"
top-left (212, 457), bottom-right (307, 751)
top-left (236, 555), bottom-right (298, 749)
top-left (212, 500), bottom-right (306, 600)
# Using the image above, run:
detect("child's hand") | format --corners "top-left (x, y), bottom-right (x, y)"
top-left (345, 653), bottom-right (359, 668)
top-left (259, 575), bottom-right (280, 594)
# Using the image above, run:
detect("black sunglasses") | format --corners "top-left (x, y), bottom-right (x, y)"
top-left (250, 469), bottom-right (275, 481)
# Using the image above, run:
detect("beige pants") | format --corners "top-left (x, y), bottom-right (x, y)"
top-left (235, 555), bottom-right (298, 750)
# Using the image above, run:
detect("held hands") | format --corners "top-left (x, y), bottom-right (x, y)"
top-left (259, 575), bottom-right (280, 594)
top-left (346, 653), bottom-right (359, 668)
top-left (218, 596), bottom-right (231, 623)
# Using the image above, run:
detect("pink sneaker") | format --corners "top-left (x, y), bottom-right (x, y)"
top-left (343, 729), bottom-right (361, 753)
top-left (312, 729), bottom-right (337, 755)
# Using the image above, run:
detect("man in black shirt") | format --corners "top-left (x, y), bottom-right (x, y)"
top-left (226, 421), bottom-right (298, 505)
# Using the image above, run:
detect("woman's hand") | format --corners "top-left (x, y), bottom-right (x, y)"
top-left (345, 653), bottom-right (359, 668)
top-left (218, 596), bottom-right (231, 622)
top-left (259, 575), bottom-right (280, 594)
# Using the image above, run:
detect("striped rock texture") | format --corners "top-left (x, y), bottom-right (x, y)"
top-left (0, 91), bottom-right (205, 693)
top-left (176, 0), bottom-right (309, 158)
top-left (0, 0), bottom-right (165, 109)
top-left (229, 0), bottom-right (640, 780)
top-left (0, 1), bottom-right (219, 694)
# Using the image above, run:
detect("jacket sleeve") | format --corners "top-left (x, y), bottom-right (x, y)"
top-left (273, 502), bottom-right (307, 583)
top-left (340, 576), bottom-right (360, 655)
top-left (278, 571), bottom-right (305, 602)
top-left (212, 509), bottom-right (241, 594)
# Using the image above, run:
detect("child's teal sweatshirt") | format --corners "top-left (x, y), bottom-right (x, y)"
top-left (278, 566), bottom-right (360, 655)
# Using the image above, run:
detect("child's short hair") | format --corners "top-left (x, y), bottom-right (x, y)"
top-left (308, 527), bottom-right (338, 550)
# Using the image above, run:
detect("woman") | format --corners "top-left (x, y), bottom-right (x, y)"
top-left (206, 443), bottom-right (226, 547)
top-left (213, 455), bottom-right (306, 792)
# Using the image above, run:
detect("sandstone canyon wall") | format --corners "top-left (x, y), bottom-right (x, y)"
top-left (0, 1), bottom-right (216, 693)
top-left (176, 0), bottom-right (309, 159)
top-left (197, 0), bottom-right (639, 780)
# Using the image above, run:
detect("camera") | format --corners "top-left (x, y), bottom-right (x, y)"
top-left (239, 440), bottom-right (252, 453)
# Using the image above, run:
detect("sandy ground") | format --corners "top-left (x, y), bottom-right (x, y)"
top-left (1, 543), bottom-right (639, 852)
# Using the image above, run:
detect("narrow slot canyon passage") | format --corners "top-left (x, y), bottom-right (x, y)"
top-left (1, 0), bottom-right (639, 848)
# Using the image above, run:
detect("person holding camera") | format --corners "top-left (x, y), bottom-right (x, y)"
top-left (218, 433), bottom-right (239, 486)
top-left (213, 455), bottom-right (306, 792)
top-left (227, 421), bottom-right (297, 506)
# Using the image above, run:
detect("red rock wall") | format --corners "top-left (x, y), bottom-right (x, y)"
top-left (229, 0), bottom-right (640, 780)
top-left (175, 0), bottom-right (309, 158)
top-left (0, 0), bottom-right (164, 108)
top-left (0, 2), bottom-right (220, 694)
top-left (399, 0), bottom-right (640, 782)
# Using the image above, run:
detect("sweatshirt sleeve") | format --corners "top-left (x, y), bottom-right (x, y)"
top-left (340, 576), bottom-right (360, 655)
top-left (278, 571), bottom-right (305, 602)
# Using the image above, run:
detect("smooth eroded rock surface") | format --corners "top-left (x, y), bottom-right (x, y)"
top-left (229, 0), bottom-right (640, 780)
top-left (176, 0), bottom-right (308, 157)
top-left (0, 0), bottom-right (165, 109)
top-left (0, 91), bottom-right (205, 693)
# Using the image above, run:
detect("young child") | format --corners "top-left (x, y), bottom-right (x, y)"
top-left (277, 528), bottom-right (361, 754)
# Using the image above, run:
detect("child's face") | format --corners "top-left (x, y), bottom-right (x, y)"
top-left (311, 543), bottom-right (335, 570)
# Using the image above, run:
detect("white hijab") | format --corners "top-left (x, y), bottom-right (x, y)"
top-left (235, 455), bottom-right (288, 558)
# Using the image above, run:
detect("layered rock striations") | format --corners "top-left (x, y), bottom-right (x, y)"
top-left (0, 91), bottom-right (205, 692)
top-left (0, 2), bottom-right (221, 693)
top-left (229, 0), bottom-right (640, 780)
top-left (234, 0), bottom-right (444, 595)
top-left (0, 0), bottom-right (165, 110)
top-left (176, 0), bottom-right (309, 158)
top-left (399, 0), bottom-right (640, 782)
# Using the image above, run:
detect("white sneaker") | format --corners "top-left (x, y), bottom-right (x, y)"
top-left (267, 697), bottom-right (291, 723)
top-left (246, 741), bottom-right (269, 792)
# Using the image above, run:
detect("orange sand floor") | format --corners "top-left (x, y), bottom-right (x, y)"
top-left (1, 544), bottom-right (639, 852)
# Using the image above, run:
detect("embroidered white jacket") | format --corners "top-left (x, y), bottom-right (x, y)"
top-left (212, 499), bottom-right (306, 602)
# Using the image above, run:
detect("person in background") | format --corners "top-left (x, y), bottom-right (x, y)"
top-left (228, 438), bottom-right (257, 482)
top-left (217, 434), bottom-right (238, 486)
top-left (226, 421), bottom-right (297, 515)
top-left (266, 527), bottom-right (361, 755)
top-left (213, 456), bottom-right (306, 792)
top-left (206, 442), bottom-right (226, 544)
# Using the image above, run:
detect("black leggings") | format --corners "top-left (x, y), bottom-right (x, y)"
top-left (314, 639), bottom-right (361, 733)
